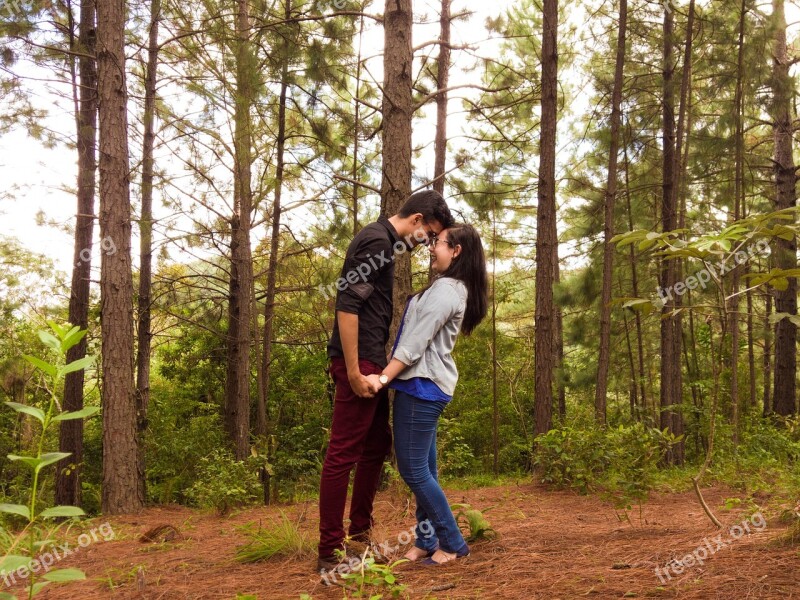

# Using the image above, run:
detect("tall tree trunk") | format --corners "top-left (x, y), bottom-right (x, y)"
top-left (623, 141), bottom-right (648, 417)
top-left (660, 6), bottom-right (685, 463)
top-left (97, 0), bottom-right (141, 514)
top-left (433, 0), bottom-right (450, 197)
top-left (352, 8), bottom-right (365, 237)
top-left (555, 248), bottom-right (566, 420)
top-left (770, 0), bottom-right (798, 417)
top-left (534, 0), bottom-right (558, 438)
top-left (594, 0), bottom-right (626, 425)
top-left (491, 196), bottom-right (499, 474)
top-left (763, 291), bottom-right (773, 415)
top-left (382, 0), bottom-right (413, 335)
top-left (258, 0), bottom-right (291, 439)
top-left (57, 0), bottom-right (97, 508)
top-left (135, 0), bottom-right (161, 508)
top-left (225, 0), bottom-right (255, 459)
top-left (728, 0), bottom-right (745, 445)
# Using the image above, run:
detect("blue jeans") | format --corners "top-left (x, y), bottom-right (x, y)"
top-left (392, 391), bottom-right (468, 554)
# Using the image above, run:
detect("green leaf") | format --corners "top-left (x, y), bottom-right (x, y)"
top-left (52, 406), bottom-right (100, 422)
top-left (0, 591), bottom-right (18, 600)
top-left (771, 277), bottom-right (789, 291)
top-left (42, 568), bottom-right (86, 582)
top-left (384, 573), bottom-right (396, 584)
top-left (60, 326), bottom-right (86, 353)
top-left (29, 581), bottom-right (50, 597)
top-left (59, 355), bottom-right (95, 377)
top-left (4, 402), bottom-right (45, 424)
top-left (0, 503), bottom-right (31, 520)
top-left (47, 321), bottom-right (67, 339)
top-left (0, 555), bottom-right (31, 574)
top-left (7, 454), bottom-right (43, 471)
top-left (35, 453), bottom-right (71, 474)
top-left (21, 355), bottom-right (57, 378)
top-left (769, 312), bottom-right (793, 325)
top-left (37, 330), bottom-right (61, 352)
top-left (39, 506), bottom-right (85, 519)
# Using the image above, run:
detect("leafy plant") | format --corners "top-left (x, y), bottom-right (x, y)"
top-left (184, 449), bottom-right (260, 515)
top-left (451, 503), bottom-right (496, 542)
top-left (0, 322), bottom-right (99, 599)
top-left (339, 555), bottom-right (409, 598)
top-left (234, 511), bottom-right (312, 562)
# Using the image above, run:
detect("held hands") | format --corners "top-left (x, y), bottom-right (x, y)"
top-left (365, 373), bottom-right (385, 394)
top-left (348, 372), bottom-right (384, 398)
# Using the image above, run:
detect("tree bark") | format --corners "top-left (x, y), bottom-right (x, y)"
top-left (534, 0), bottom-right (558, 437)
top-left (225, 0), bottom-right (255, 459)
top-left (433, 0), bottom-right (450, 197)
top-left (763, 291), bottom-right (773, 415)
top-left (770, 0), bottom-right (798, 417)
top-left (729, 0), bottom-right (745, 445)
top-left (97, 0), bottom-right (141, 514)
top-left (258, 0), bottom-right (291, 439)
top-left (594, 0), bottom-right (626, 425)
top-left (623, 141), bottom-right (648, 417)
top-left (660, 6), bottom-right (685, 463)
top-left (381, 0), bottom-right (413, 337)
top-left (135, 0), bottom-right (161, 508)
top-left (57, 0), bottom-right (97, 508)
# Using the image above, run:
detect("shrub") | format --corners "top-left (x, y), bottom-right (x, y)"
top-left (185, 450), bottom-right (261, 515)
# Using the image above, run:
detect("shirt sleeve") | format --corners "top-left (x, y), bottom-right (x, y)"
top-left (392, 281), bottom-right (465, 366)
top-left (335, 234), bottom-right (393, 314)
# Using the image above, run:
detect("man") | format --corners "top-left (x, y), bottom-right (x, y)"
top-left (318, 189), bottom-right (454, 573)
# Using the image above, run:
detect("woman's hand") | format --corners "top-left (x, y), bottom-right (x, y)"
top-left (364, 373), bottom-right (384, 393)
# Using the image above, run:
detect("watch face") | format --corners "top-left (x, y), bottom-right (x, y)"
top-left (379, 375), bottom-right (388, 384)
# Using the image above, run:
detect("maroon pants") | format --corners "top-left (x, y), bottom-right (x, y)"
top-left (318, 357), bottom-right (391, 559)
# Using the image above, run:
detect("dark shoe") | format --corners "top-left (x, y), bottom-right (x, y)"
top-left (317, 552), bottom-right (362, 576)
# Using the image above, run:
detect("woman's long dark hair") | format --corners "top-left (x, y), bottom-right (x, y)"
top-left (419, 223), bottom-right (488, 335)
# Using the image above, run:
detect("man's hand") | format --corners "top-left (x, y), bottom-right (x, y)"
top-left (348, 371), bottom-right (378, 398)
top-left (365, 373), bottom-right (384, 393)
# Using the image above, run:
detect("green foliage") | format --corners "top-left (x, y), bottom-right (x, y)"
top-left (184, 449), bottom-right (261, 515)
top-left (533, 426), bottom-right (607, 493)
top-left (533, 423), bottom-right (680, 500)
top-left (451, 504), bottom-right (497, 542)
top-left (339, 555), bottom-right (409, 598)
top-left (0, 322), bottom-right (98, 599)
top-left (438, 417), bottom-right (477, 477)
top-left (234, 511), bottom-right (312, 563)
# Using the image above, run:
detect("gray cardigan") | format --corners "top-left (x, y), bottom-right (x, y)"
top-left (391, 277), bottom-right (467, 396)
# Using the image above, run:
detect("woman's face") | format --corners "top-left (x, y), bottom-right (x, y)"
top-left (428, 229), bottom-right (461, 274)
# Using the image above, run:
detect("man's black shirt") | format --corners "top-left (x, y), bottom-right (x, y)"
top-left (327, 216), bottom-right (404, 368)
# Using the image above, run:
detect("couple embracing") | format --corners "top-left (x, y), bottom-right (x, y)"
top-left (318, 190), bottom-right (488, 575)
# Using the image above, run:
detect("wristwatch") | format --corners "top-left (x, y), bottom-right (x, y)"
top-left (379, 374), bottom-right (389, 385)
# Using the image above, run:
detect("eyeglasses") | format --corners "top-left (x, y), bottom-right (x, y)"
top-left (427, 237), bottom-right (453, 249)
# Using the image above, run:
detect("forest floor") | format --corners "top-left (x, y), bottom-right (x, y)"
top-left (11, 481), bottom-right (800, 599)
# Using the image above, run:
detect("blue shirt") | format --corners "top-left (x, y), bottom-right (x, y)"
top-left (389, 377), bottom-right (452, 402)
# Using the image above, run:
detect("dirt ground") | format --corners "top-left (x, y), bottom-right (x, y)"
top-left (8, 482), bottom-right (800, 599)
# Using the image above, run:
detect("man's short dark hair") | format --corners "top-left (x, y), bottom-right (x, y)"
top-left (397, 190), bottom-right (454, 228)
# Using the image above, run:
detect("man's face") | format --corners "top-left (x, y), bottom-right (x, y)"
top-left (410, 216), bottom-right (443, 248)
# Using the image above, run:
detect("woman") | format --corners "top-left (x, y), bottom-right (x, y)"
top-left (368, 223), bottom-right (488, 565)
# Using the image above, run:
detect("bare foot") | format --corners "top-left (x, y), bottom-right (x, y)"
top-left (428, 549), bottom-right (457, 564)
top-left (403, 547), bottom-right (433, 561)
